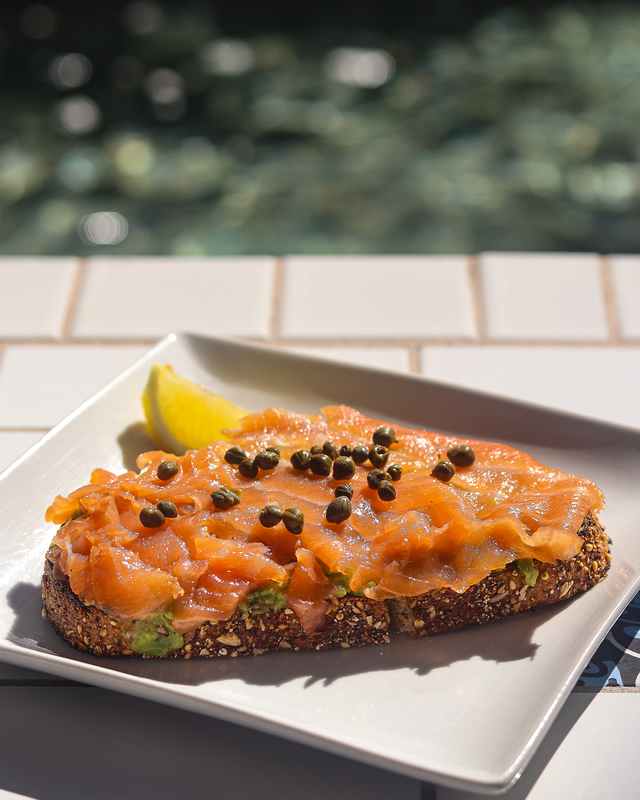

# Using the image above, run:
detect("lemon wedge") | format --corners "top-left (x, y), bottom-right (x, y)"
top-left (142, 363), bottom-right (247, 454)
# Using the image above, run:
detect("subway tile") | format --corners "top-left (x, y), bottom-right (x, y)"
top-left (420, 346), bottom-right (640, 429)
top-left (0, 431), bottom-right (44, 473)
top-left (280, 256), bottom-right (476, 339)
top-left (72, 257), bottom-right (275, 340)
top-left (0, 257), bottom-right (77, 339)
top-left (609, 256), bottom-right (640, 340)
top-left (0, 345), bottom-right (148, 428)
top-left (479, 253), bottom-right (608, 341)
top-left (284, 346), bottom-right (411, 372)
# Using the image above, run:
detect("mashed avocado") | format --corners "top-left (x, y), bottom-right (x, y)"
top-left (241, 584), bottom-right (287, 614)
top-left (130, 610), bottom-right (184, 656)
top-left (517, 558), bottom-right (539, 587)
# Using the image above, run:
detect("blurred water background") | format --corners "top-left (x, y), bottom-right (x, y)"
top-left (1, 0), bottom-right (640, 256)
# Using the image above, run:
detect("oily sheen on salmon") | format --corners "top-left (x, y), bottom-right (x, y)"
top-left (43, 405), bottom-right (607, 657)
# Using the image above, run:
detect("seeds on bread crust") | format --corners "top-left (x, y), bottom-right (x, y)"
top-left (42, 559), bottom-right (391, 658)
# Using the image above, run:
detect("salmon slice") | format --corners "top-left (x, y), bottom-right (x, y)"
top-left (46, 405), bottom-right (603, 632)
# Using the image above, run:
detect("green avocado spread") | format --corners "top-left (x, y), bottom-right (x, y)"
top-left (130, 610), bottom-right (184, 656)
top-left (240, 584), bottom-right (287, 614)
top-left (517, 558), bottom-right (539, 587)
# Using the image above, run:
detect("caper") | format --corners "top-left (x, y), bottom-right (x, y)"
top-left (140, 507), bottom-right (165, 527)
top-left (369, 445), bottom-right (390, 469)
top-left (224, 446), bottom-right (248, 465)
top-left (323, 440), bottom-right (339, 460)
top-left (156, 500), bottom-right (178, 518)
top-left (339, 444), bottom-right (352, 457)
top-left (310, 453), bottom-right (332, 476)
top-left (431, 461), bottom-right (456, 482)
top-left (238, 458), bottom-right (259, 479)
top-left (157, 460), bottom-right (179, 481)
top-left (387, 464), bottom-right (403, 482)
top-left (332, 456), bottom-right (356, 480)
top-left (230, 487), bottom-right (242, 497)
top-left (259, 505), bottom-right (283, 528)
top-left (282, 507), bottom-right (304, 534)
top-left (326, 496), bottom-right (352, 524)
top-left (69, 508), bottom-right (85, 521)
top-left (377, 481), bottom-right (397, 502)
top-left (290, 450), bottom-right (311, 471)
top-left (254, 450), bottom-right (280, 470)
top-left (211, 487), bottom-right (239, 510)
top-left (310, 445), bottom-right (323, 455)
top-left (367, 469), bottom-right (389, 490)
top-left (266, 446), bottom-right (280, 457)
top-left (352, 446), bottom-right (369, 464)
top-left (372, 426), bottom-right (398, 448)
top-left (335, 483), bottom-right (353, 499)
top-left (447, 445), bottom-right (476, 468)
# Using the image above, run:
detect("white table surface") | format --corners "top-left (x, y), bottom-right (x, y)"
top-left (2, 253), bottom-right (640, 800)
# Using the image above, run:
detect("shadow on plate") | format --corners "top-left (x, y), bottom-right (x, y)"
top-left (7, 580), bottom-right (584, 690)
top-left (117, 423), bottom-right (158, 471)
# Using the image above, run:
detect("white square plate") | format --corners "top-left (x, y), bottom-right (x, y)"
top-left (0, 333), bottom-right (638, 795)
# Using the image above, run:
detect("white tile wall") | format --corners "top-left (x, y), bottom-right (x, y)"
top-left (0, 257), bottom-right (77, 339)
top-left (285, 346), bottom-right (411, 372)
top-left (421, 346), bottom-right (640, 429)
top-left (609, 256), bottom-right (640, 340)
top-left (0, 345), bottom-right (148, 428)
top-left (280, 256), bottom-right (477, 339)
top-left (479, 253), bottom-right (608, 341)
top-left (72, 257), bottom-right (276, 340)
top-left (0, 431), bottom-right (44, 473)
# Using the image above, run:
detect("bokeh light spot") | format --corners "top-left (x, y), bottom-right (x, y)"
top-left (114, 135), bottom-right (155, 176)
top-left (143, 68), bottom-right (184, 104)
top-left (201, 40), bottom-right (255, 75)
top-left (49, 54), bottom-right (92, 89)
top-left (324, 48), bottom-right (395, 88)
top-left (79, 212), bottom-right (128, 244)
top-left (53, 96), bottom-right (102, 135)
top-left (57, 149), bottom-right (104, 192)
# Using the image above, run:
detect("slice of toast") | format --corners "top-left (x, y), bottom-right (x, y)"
top-left (42, 515), bottom-right (609, 657)
top-left (42, 558), bottom-right (391, 658)
top-left (387, 514), bottom-right (610, 637)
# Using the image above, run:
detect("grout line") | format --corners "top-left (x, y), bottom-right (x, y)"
top-left (61, 258), bottom-right (87, 341)
top-left (0, 338), bottom-right (159, 347)
top-left (468, 255), bottom-right (486, 342)
top-left (407, 344), bottom-right (421, 373)
top-left (600, 255), bottom-right (621, 345)
top-left (0, 427), bottom-right (50, 433)
top-left (259, 336), bottom-right (639, 348)
top-left (269, 257), bottom-right (284, 344)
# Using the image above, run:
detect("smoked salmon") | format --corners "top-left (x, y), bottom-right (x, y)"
top-left (45, 405), bottom-right (604, 640)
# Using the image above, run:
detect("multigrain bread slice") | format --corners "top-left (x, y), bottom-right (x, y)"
top-left (387, 514), bottom-right (610, 637)
top-left (42, 515), bottom-right (609, 657)
top-left (41, 558), bottom-right (391, 658)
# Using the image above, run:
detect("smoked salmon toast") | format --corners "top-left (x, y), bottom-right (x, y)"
top-left (42, 405), bottom-right (609, 658)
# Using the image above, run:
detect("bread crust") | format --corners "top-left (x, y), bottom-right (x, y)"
top-left (387, 514), bottom-right (610, 637)
top-left (41, 559), bottom-right (391, 658)
top-left (42, 514), bottom-right (610, 656)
